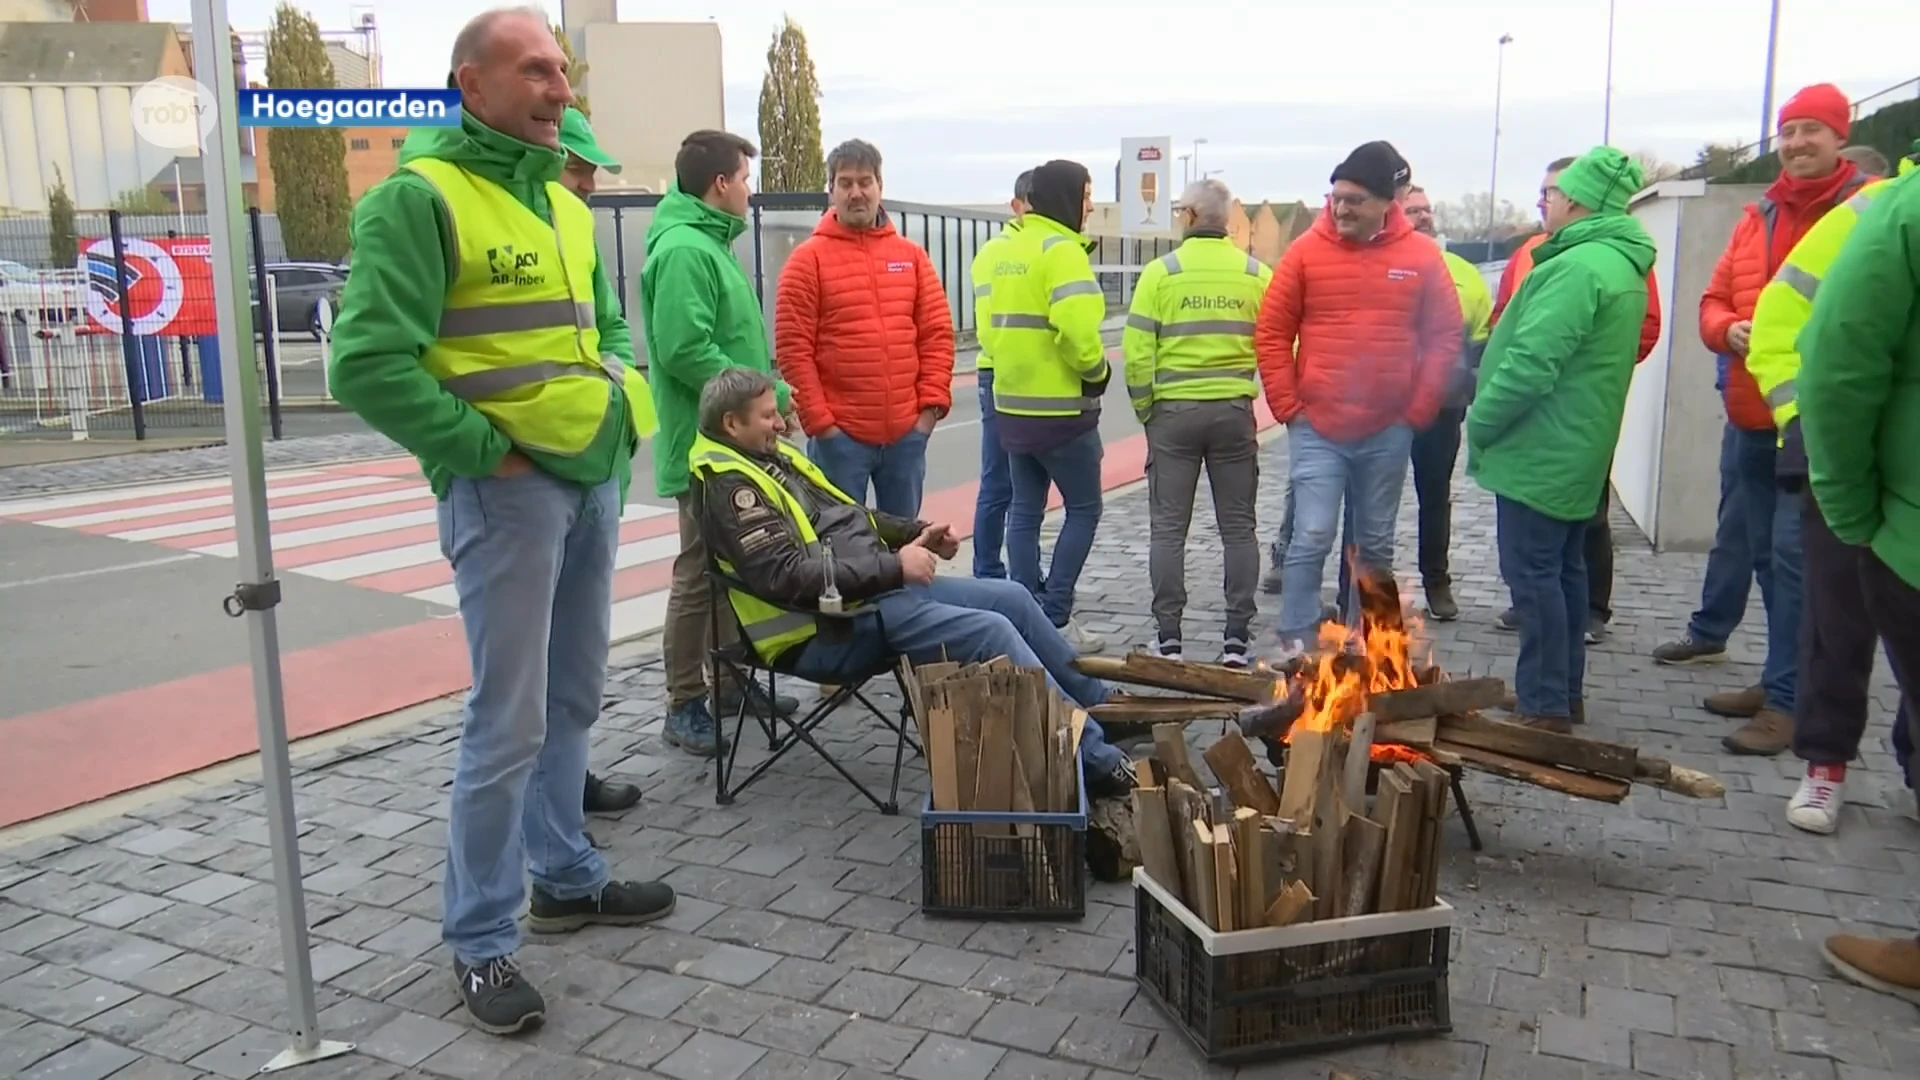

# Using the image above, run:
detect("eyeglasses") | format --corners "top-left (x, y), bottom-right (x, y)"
top-left (1327, 192), bottom-right (1375, 208)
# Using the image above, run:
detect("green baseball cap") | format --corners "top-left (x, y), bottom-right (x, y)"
top-left (560, 107), bottom-right (621, 173)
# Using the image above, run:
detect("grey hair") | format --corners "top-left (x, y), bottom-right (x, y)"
top-left (698, 367), bottom-right (778, 436)
top-left (1178, 178), bottom-right (1233, 232)
top-left (450, 5), bottom-right (550, 71)
top-left (1839, 145), bottom-right (1891, 176)
top-left (826, 139), bottom-right (883, 183)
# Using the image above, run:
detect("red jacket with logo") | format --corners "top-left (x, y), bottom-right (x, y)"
top-left (773, 211), bottom-right (955, 446)
top-left (1254, 204), bottom-right (1462, 442)
top-left (1494, 232), bottom-right (1663, 363)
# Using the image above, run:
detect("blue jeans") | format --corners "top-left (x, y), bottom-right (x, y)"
top-left (973, 370), bottom-right (1013, 578)
top-left (1008, 427), bottom-right (1104, 627)
top-left (1688, 424), bottom-right (1780, 646)
top-left (789, 576), bottom-right (1125, 774)
top-left (809, 428), bottom-right (930, 519)
top-left (1275, 479), bottom-right (1361, 622)
top-left (1496, 495), bottom-right (1587, 718)
top-left (437, 470), bottom-right (618, 966)
top-left (1278, 419), bottom-right (1413, 643)
top-left (1765, 487), bottom-right (1805, 714)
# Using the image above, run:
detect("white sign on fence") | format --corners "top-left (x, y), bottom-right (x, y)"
top-left (1119, 136), bottom-right (1174, 238)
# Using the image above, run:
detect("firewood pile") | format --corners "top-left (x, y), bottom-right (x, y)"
top-left (904, 657), bottom-right (1084, 815)
top-left (1132, 721), bottom-right (1450, 928)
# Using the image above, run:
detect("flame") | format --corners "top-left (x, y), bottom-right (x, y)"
top-left (1278, 558), bottom-right (1438, 766)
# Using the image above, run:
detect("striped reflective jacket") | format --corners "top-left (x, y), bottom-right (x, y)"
top-left (1121, 235), bottom-right (1272, 419)
top-left (984, 213), bottom-right (1108, 418)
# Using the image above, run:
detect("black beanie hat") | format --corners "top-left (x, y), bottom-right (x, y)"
top-left (1330, 140), bottom-right (1412, 200)
top-left (1027, 160), bottom-right (1092, 232)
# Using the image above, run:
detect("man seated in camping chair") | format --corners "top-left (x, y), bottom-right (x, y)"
top-left (690, 367), bottom-right (1137, 798)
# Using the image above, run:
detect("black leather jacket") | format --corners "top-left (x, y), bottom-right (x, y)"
top-left (697, 442), bottom-right (927, 609)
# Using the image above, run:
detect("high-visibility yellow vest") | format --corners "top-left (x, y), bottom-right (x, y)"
top-left (970, 220), bottom-right (1020, 371)
top-left (687, 433), bottom-right (872, 664)
top-left (1441, 250), bottom-right (1493, 345)
top-left (986, 213), bottom-right (1109, 418)
top-left (404, 157), bottom-right (656, 456)
top-left (1121, 236), bottom-right (1271, 417)
top-left (1748, 155), bottom-right (1916, 444)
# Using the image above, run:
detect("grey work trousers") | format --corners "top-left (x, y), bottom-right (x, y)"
top-left (1145, 398), bottom-right (1261, 642)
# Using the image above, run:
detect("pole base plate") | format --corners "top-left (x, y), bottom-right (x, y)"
top-left (259, 1039), bottom-right (355, 1074)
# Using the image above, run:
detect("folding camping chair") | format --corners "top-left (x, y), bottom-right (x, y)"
top-left (698, 481), bottom-right (923, 814)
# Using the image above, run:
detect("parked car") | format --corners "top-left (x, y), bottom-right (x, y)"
top-left (251, 262), bottom-right (347, 340)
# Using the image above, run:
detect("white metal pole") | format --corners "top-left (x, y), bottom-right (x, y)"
top-left (187, 0), bottom-right (352, 1071)
top-left (1758, 0), bottom-right (1782, 153)
top-left (172, 160), bottom-right (187, 234)
top-left (1489, 34), bottom-right (1513, 237)
top-left (1603, 0), bottom-right (1616, 144)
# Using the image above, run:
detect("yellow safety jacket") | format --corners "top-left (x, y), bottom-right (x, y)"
top-left (985, 213), bottom-right (1109, 417)
top-left (403, 157), bottom-right (656, 457)
top-left (1121, 235), bottom-right (1272, 419)
top-left (687, 433), bottom-right (872, 664)
top-left (969, 219), bottom-right (1020, 371)
top-left (1747, 154), bottom-right (1916, 466)
top-left (1441, 251), bottom-right (1494, 346)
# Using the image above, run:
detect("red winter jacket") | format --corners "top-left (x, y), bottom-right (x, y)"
top-left (1254, 203), bottom-right (1462, 442)
top-left (774, 211), bottom-right (955, 446)
top-left (1699, 165), bottom-right (1869, 430)
top-left (1494, 232), bottom-right (1663, 363)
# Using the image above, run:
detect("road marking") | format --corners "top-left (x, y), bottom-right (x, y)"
top-left (0, 553), bottom-right (202, 591)
top-left (113, 487), bottom-right (430, 542)
top-left (294, 540), bottom-right (444, 581)
top-left (33, 475), bottom-right (399, 528)
top-left (0, 470), bottom-right (325, 517)
top-left (191, 508), bottom-right (442, 555)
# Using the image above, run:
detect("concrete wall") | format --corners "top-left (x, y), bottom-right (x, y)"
top-left (1614, 179), bottom-right (1762, 552)
top-left (578, 22), bottom-right (724, 193)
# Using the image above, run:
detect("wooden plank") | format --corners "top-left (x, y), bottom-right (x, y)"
top-left (1166, 780), bottom-right (1203, 903)
top-left (900, 658), bottom-right (931, 751)
top-left (1131, 786), bottom-right (1181, 901)
top-left (1211, 823), bottom-right (1237, 931)
top-left (1371, 770), bottom-right (1420, 913)
top-left (1275, 726), bottom-right (1331, 822)
top-left (1374, 717), bottom-right (1436, 747)
top-left (1264, 879), bottom-right (1313, 926)
top-left (1437, 712), bottom-right (1638, 781)
top-left (1201, 730), bottom-right (1281, 815)
top-left (1153, 723), bottom-right (1205, 790)
top-left (1233, 808), bottom-right (1265, 929)
top-left (973, 676), bottom-right (1018, 838)
top-left (1392, 762), bottom-right (1428, 912)
top-left (1637, 756), bottom-right (1726, 799)
top-left (1341, 713), bottom-right (1377, 813)
top-left (1186, 819), bottom-right (1218, 930)
top-left (1074, 653), bottom-right (1280, 703)
top-left (1412, 761), bottom-right (1450, 910)
top-left (1337, 814), bottom-right (1387, 918)
top-left (925, 688), bottom-right (961, 812)
top-left (1367, 677), bottom-right (1510, 723)
top-left (1310, 741), bottom-right (1345, 922)
top-left (1439, 741), bottom-right (1632, 803)
top-left (1091, 699), bottom-right (1243, 723)
top-left (1012, 670), bottom-right (1049, 810)
top-left (947, 676), bottom-right (990, 810)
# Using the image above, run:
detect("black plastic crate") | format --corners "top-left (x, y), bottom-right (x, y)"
top-left (919, 767), bottom-right (1088, 920)
top-left (1133, 869), bottom-right (1452, 1063)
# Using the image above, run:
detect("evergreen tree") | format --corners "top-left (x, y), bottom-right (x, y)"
top-left (757, 16), bottom-right (824, 193)
top-left (47, 167), bottom-right (78, 269)
top-left (552, 25), bottom-right (589, 117)
top-left (265, 2), bottom-right (351, 261)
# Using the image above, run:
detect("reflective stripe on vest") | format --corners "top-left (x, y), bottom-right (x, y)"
top-left (988, 216), bottom-right (1107, 417)
top-left (1126, 239), bottom-right (1265, 404)
top-left (687, 435), bottom-right (867, 664)
top-left (405, 158), bottom-right (653, 456)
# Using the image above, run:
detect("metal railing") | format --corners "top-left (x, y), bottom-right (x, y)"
top-left (1677, 74), bottom-right (1919, 180)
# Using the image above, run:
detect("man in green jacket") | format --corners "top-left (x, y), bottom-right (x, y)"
top-left (327, 9), bottom-right (673, 1035)
top-left (1468, 146), bottom-right (1653, 734)
top-left (642, 130), bottom-right (798, 756)
top-left (1797, 164), bottom-right (1920, 1000)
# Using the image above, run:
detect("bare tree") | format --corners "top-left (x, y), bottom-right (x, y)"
top-left (1432, 193), bottom-right (1533, 242)
top-left (1630, 150), bottom-right (1683, 186)
top-left (1693, 141), bottom-right (1756, 177)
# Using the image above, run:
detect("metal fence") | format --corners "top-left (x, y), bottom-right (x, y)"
top-left (0, 208), bottom-right (291, 442)
top-left (1677, 73), bottom-right (1920, 180)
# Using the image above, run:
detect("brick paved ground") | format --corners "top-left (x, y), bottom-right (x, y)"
top-left (2, 440), bottom-right (1916, 1080)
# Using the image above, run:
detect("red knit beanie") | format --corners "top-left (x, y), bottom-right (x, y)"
top-left (1779, 83), bottom-right (1851, 140)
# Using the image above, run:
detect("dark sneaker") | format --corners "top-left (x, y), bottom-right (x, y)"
top-left (664, 700), bottom-right (726, 758)
top-left (527, 879), bottom-right (677, 934)
top-left (1424, 582), bottom-right (1460, 622)
top-left (1704, 684), bottom-right (1765, 719)
top-left (719, 681), bottom-right (799, 720)
top-left (1653, 635), bottom-right (1729, 666)
top-left (1584, 615), bottom-right (1607, 645)
top-left (1218, 635), bottom-right (1251, 670)
top-left (1495, 608), bottom-right (1518, 632)
top-left (584, 772), bottom-right (641, 815)
top-left (1150, 636), bottom-right (1182, 661)
top-left (1087, 758), bottom-right (1138, 800)
top-left (455, 956), bottom-right (544, 1035)
top-left (1722, 708), bottom-right (1791, 756)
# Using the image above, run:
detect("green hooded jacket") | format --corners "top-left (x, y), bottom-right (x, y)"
top-left (1466, 212), bottom-right (1656, 521)
top-left (640, 184), bottom-right (791, 499)
top-left (326, 111), bottom-right (636, 503)
top-left (1799, 167), bottom-right (1920, 589)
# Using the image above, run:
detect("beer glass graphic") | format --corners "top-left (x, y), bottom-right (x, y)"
top-left (1140, 171), bottom-right (1158, 225)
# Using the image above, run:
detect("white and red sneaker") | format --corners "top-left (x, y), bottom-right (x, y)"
top-left (1786, 763), bottom-right (1846, 835)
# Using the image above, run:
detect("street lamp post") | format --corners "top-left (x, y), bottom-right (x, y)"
top-left (1192, 137), bottom-right (1208, 180)
top-left (1759, 0), bottom-right (1782, 152)
top-left (1489, 33), bottom-right (1513, 237)
top-left (1603, 0), bottom-right (1616, 143)
top-left (1178, 153), bottom-right (1191, 185)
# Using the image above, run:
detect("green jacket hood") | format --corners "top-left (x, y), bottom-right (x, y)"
top-left (397, 108), bottom-right (564, 187)
top-left (647, 183), bottom-right (747, 248)
top-left (1536, 212), bottom-right (1656, 278)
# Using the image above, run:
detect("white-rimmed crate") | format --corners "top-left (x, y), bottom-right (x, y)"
top-left (1132, 867), bottom-right (1454, 1063)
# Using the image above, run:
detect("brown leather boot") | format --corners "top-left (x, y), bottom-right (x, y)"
top-left (1822, 934), bottom-right (1920, 1005)
top-left (1521, 715), bottom-right (1574, 735)
top-left (1704, 684), bottom-right (1765, 718)
top-left (1721, 708), bottom-right (1792, 755)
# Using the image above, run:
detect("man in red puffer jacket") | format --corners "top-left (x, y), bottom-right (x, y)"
top-left (775, 139), bottom-right (955, 517)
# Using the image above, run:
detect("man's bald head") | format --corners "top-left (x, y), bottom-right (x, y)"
top-left (449, 6), bottom-right (573, 149)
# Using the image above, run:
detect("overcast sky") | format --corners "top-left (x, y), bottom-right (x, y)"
top-left (155, 0), bottom-right (1918, 210)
